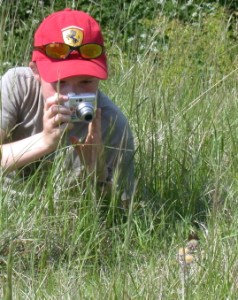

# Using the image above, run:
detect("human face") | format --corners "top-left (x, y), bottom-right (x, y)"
top-left (40, 76), bottom-right (100, 100)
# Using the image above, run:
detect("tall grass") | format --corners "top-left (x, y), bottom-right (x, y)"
top-left (1, 1), bottom-right (238, 298)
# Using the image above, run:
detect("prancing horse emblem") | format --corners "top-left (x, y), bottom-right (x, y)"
top-left (61, 26), bottom-right (84, 46)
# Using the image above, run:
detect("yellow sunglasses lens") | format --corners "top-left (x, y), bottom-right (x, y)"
top-left (80, 44), bottom-right (103, 59)
top-left (45, 43), bottom-right (70, 59)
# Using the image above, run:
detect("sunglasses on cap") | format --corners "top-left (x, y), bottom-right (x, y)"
top-left (34, 42), bottom-right (104, 60)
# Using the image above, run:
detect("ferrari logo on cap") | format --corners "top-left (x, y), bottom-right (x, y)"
top-left (61, 26), bottom-right (84, 46)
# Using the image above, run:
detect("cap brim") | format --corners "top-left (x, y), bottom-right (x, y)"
top-left (35, 55), bottom-right (108, 82)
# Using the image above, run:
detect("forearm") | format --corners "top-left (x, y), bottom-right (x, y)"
top-left (1, 132), bottom-right (55, 172)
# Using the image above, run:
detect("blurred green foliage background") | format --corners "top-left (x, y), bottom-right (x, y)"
top-left (1, 0), bottom-right (238, 70)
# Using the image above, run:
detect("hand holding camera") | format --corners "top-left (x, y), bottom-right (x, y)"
top-left (43, 93), bottom-right (73, 149)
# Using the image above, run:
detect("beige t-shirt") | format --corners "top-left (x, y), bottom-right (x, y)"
top-left (0, 67), bottom-right (134, 195)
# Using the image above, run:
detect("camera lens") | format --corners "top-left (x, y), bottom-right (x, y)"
top-left (76, 102), bottom-right (94, 122)
top-left (84, 114), bottom-right (93, 122)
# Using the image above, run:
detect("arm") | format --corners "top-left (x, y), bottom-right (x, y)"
top-left (1, 130), bottom-right (55, 172)
top-left (1, 94), bottom-right (73, 173)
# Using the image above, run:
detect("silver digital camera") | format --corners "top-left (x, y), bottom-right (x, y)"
top-left (65, 92), bottom-right (97, 122)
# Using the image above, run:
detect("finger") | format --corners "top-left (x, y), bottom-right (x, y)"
top-left (44, 93), bottom-right (68, 110)
top-left (48, 105), bottom-right (71, 118)
top-left (51, 114), bottom-right (72, 127)
top-left (88, 108), bottom-right (101, 137)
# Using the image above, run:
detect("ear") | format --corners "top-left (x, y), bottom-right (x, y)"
top-left (29, 62), bottom-right (41, 81)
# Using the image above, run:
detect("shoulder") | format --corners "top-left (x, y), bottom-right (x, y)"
top-left (1, 67), bottom-right (40, 97)
top-left (2, 66), bottom-right (35, 81)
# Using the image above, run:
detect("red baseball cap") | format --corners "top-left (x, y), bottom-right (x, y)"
top-left (32, 8), bottom-right (108, 82)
